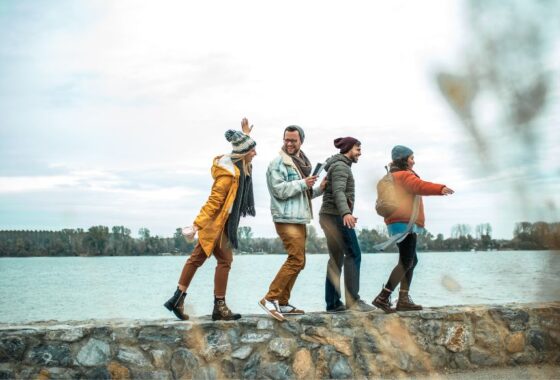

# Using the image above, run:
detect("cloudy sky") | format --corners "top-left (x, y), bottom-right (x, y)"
top-left (1, 0), bottom-right (558, 240)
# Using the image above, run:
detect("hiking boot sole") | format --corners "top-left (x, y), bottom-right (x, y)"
top-left (396, 305), bottom-right (423, 311)
top-left (372, 300), bottom-right (396, 314)
top-left (212, 313), bottom-right (241, 321)
top-left (281, 311), bottom-right (305, 316)
top-left (163, 303), bottom-right (189, 320)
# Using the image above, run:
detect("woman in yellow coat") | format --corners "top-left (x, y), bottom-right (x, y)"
top-left (164, 118), bottom-right (257, 321)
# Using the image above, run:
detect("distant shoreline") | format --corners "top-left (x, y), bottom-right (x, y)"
top-left (1, 249), bottom-right (558, 258)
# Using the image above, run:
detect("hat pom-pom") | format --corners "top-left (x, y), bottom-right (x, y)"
top-left (333, 137), bottom-right (343, 149)
top-left (225, 129), bottom-right (237, 142)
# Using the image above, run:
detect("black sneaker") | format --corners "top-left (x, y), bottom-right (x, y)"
top-left (327, 304), bottom-right (347, 313)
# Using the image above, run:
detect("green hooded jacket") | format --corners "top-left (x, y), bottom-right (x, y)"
top-left (319, 153), bottom-right (355, 217)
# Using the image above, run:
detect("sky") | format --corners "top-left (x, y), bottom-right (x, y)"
top-left (0, 0), bottom-right (559, 240)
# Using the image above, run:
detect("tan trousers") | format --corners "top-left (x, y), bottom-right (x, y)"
top-left (178, 233), bottom-right (233, 297)
top-left (265, 223), bottom-right (307, 305)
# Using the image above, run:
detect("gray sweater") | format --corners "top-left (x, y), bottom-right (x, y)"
top-left (319, 153), bottom-right (355, 217)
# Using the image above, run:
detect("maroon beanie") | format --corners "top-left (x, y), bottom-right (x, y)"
top-left (334, 137), bottom-right (360, 154)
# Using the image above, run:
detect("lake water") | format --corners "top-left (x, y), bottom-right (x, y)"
top-left (0, 251), bottom-right (559, 323)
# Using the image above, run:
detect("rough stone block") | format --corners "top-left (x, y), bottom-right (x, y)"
top-left (505, 332), bottom-right (525, 353)
top-left (256, 319), bottom-right (274, 330)
top-left (292, 348), bottom-right (313, 379)
top-left (130, 369), bottom-right (172, 380)
top-left (76, 338), bottom-right (110, 367)
top-left (45, 327), bottom-right (86, 343)
top-left (242, 352), bottom-right (261, 380)
top-left (138, 327), bottom-right (182, 345)
top-left (269, 338), bottom-right (296, 359)
top-left (492, 308), bottom-right (529, 332)
top-left (107, 361), bottom-right (131, 380)
top-left (528, 329), bottom-right (546, 352)
top-left (231, 346), bottom-right (252, 360)
top-left (263, 362), bottom-right (292, 380)
top-left (27, 343), bottom-right (73, 367)
top-left (469, 346), bottom-right (502, 367)
top-left (117, 346), bottom-right (151, 367)
top-left (150, 349), bottom-right (170, 368)
top-left (202, 330), bottom-right (231, 361)
top-left (240, 332), bottom-right (272, 344)
top-left (170, 348), bottom-right (199, 379)
top-left (329, 355), bottom-right (353, 379)
top-left (86, 366), bottom-right (112, 380)
top-left (443, 324), bottom-right (470, 353)
top-left (0, 336), bottom-right (26, 362)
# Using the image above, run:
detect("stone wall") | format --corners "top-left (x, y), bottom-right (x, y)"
top-left (0, 302), bottom-right (558, 379)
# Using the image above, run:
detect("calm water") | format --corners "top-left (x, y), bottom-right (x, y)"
top-left (0, 251), bottom-right (559, 323)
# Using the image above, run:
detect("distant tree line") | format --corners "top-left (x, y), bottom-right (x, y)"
top-left (0, 222), bottom-right (558, 257)
top-left (0, 226), bottom-right (195, 257)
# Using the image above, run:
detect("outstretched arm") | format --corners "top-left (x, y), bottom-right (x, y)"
top-left (399, 172), bottom-right (447, 196)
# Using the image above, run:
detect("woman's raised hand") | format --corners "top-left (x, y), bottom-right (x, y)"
top-left (241, 117), bottom-right (253, 135)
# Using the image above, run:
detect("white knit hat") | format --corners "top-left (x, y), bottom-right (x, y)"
top-left (225, 130), bottom-right (256, 154)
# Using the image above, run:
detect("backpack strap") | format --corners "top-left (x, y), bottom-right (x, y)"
top-left (374, 195), bottom-right (420, 251)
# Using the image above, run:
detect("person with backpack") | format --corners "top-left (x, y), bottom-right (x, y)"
top-left (372, 145), bottom-right (454, 313)
top-left (164, 118), bottom-right (257, 321)
top-left (320, 137), bottom-right (375, 313)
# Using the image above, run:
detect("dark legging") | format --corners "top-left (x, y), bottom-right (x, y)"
top-left (385, 233), bottom-right (418, 291)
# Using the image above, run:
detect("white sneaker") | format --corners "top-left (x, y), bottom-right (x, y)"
top-left (258, 298), bottom-right (285, 321)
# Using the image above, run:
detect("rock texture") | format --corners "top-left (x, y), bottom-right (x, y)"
top-left (0, 302), bottom-right (558, 379)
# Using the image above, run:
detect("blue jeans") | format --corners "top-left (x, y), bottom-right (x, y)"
top-left (320, 213), bottom-right (362, 309)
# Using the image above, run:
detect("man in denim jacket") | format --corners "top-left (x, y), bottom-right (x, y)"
top-left (258, 125), bottom-right (325, 321)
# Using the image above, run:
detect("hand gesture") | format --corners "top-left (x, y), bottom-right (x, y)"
top-left (304, 175), bottom-right (318, 188)
top-left (441, 186), bottom-right (455, 195)
top-left (343, 214), bottom-right (358, 229)
top-left (241, 117), bottom-right (253, 135)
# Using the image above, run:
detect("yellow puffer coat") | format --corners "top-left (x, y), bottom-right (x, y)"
top-left (194, 155), bottom-right (240, 256)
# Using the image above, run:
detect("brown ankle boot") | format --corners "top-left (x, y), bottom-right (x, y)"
top-left (212, 299), bottom-right (241, 321)
top-left (396, 290), bottom-right (423, 311)
top-left (164, 288), bottom-right (189, 320)
top-left (372, 287), bottom-right (396, 314)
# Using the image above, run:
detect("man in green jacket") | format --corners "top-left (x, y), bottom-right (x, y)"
top-left (320, 137), bottom-right (374, 313)
top-left (259, 125), bottom-right (325, 321)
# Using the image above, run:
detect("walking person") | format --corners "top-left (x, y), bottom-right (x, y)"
top-left (320, 137), bottom-right (375, 313)
top-left (164, 118), bottom-right (257, 321)
top-left (372, 145), bottom-right (454, 313)
top-left (259, 125), bottom-right (326, 321)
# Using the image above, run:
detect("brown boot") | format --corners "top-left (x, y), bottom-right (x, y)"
top-left (372, 287), bottom-right (396, 314)
top-left (212, 298), bottom-right (241, 321)
top-left (164, 287), bottom-right (189, 320)
top-left (396, 290), bottom-right (423, 311)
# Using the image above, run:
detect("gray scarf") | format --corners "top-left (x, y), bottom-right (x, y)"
top-left (282, 146), bottom-right (313, 211)
top-left (225, 160), bottom-right (255, 249)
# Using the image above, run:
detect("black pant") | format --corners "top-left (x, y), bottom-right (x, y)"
top-left (385, 233), bottom-right (418, 291)
top-left (320, 214), bottom-right (362, 309)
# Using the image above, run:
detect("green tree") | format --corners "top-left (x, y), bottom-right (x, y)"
top-left (83, 226), bottom-right (109, 256)
top-left (237, 226), bottom-right (253, 253)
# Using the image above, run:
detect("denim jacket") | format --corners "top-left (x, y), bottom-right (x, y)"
top-left (266, 150), bottom-right (324, 224)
